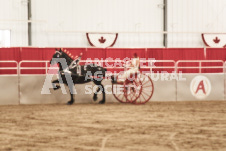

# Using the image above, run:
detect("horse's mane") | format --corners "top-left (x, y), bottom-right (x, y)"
top-left (60, 49), bottom-right (75, 63)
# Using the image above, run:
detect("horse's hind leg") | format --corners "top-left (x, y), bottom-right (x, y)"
top-left (93, 87), bottom-right (100, 101)
top-left (98, 83), bottom-right (105, 104)
top-left (93, 80), bottom-right (105, 104)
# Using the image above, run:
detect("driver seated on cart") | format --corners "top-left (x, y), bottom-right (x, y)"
top-left (111, 53), bottom-right (140, 84)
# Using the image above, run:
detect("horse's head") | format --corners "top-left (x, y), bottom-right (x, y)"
top-left (50, 48), bottom-right (74, 71)
top-left (50, 48), bottom-right (63, 65)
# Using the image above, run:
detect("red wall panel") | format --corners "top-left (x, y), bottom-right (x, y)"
top-left (0, 47), bottom-right (20, 74)
top-left (146, 48), bottom-right (205, 73)
top-left (162, 48), bottom-right (204, 60)
top-left (1, 47), bottom-right (226, 74)
top-left (0, 47), bottom-right (20, 61)
top-left (106, 48), bottom-right (146, 59)
top-left (163, 48), bottom-right (204, 73)
top-left (206, 48), bottom-right (226, 60)
top-left (146, 48), bottom-right (163, 60)
top-left (19, 47), bottom-right (45, 74)
top-left (203, 48), bottom-right (226, 73)
top-left (85, 48), bottom-right (106, 60)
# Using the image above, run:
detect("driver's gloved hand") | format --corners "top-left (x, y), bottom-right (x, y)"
top-left (63, 68), bottom-right (71, 74)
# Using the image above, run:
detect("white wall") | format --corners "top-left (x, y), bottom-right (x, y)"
top-left (0, 0), bottom-right (28, 47)
top-left (0, 0), bottom-right (226, 47)
top-left (31, 0), bottom-right (164, 47)
top-left (167, 0), bottom-right (226, 47)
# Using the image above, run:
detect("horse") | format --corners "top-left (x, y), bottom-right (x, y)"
top-left (50, 48), bottom-right (107, 105)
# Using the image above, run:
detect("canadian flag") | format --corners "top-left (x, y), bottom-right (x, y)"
top-left (202, 33), bottom-right (226, 48)
top-left (86, 33), bottom-right (118, 48)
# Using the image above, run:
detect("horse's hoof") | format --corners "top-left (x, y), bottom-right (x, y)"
top-left (67, 102), bottom-right (73, 105)
top-left (93, 96), bottom-right (98, 101)
top-left (98, 100), bottom-right (105, 104)
top-left (67, 101), bottom-right (74, 105)
top-left (53, 85), bottom-right (61, 90)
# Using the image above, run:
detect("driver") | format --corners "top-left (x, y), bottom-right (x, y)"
top-left (112, 53), bottom-right (140, 84)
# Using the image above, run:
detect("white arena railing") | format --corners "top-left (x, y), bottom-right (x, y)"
top-left (80, 59), bottom-right (176, 71)
top-left (19, 60), bottom-right (51, 74)
top-left (0, 60), bottom-right (18, 74)
top-left (17, 60), bottom-right (226, 74)
top-left (18, 60), bottom-right (176, 75)
top-left (175, 60), bottom-right (224, 73)
top-left (143, 60), bottom-right (175, 72)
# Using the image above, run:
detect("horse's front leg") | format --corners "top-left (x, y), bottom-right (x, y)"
top-left (67, 92), bottom-right (74, 105)
top-left (52, 79), bottom-right (61, 90)
top-left (93, 87), bottom-right (100, 101)
top-left (66, 82), bottom-right (75, 105)
top-left (61, 72), bottom-right (76, 105)
top-left (93, 79), bottom-right (106, 104)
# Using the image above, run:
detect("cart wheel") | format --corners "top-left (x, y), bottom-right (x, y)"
top-left (123, 75), bottom-right (142, 103)
top-left (112, 75), bottom-right (129, 103)
top-left (131, 73), bottom-right (154, 104)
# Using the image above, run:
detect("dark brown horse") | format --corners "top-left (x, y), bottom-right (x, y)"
top-left (50, 49), bottom-right (107, 105)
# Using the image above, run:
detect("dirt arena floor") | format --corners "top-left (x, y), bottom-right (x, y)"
top-left (0, 101), bottom-right (226, 151)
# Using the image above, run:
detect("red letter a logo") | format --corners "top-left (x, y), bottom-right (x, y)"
top-left (195, 80), bottom-right (206, 94)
